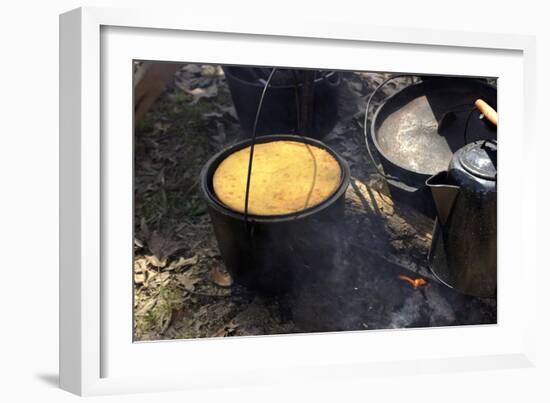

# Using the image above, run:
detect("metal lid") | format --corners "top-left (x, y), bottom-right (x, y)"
top-left (458, 140), bottom-right (497, 181)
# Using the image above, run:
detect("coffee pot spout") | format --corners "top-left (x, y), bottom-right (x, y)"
top-left (426, 172), bottom-right (460, 225)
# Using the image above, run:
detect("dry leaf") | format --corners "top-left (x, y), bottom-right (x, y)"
top-left (134, 273), bottom-right (146, 285)
top-left (156, 271), bottom-right (171, 286)
top-left (148, 231), bottom-right (185, 261)
top-left (215, 104), bottom-right (238, 120)
top-left (202, 111), bottom-right (224, 119)
top-left (214, 321), bottom-right (239, 337)
top-left (185, 84), bottom-right (218, 104)
top-left (134, 257), bottom-right (148, 273)
top-left (182, 64), bottom-right (202, 74)
top-left (146, 270), bottom-right (158, 283)
top-left (201, 64), bottom-right (220, 77)
top-left (146, 255), bottom-right (167, 268)
top-left (140, 217), bottom-right (150, 239)
top-left (165, 255), bottom-right (198, 271)
top-left (159, 309), bottom-right (173, 333)
top-left (176, 272), bottom-right (200, 292)
top-left (209, 268), bottom-right (233, 288)
top-left (137, 298), bottom-right (156, 316)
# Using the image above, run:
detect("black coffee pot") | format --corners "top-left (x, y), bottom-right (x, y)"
top-left (426, 139), bottom-right (497, 297)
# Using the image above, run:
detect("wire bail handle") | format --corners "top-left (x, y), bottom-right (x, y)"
top-left (243, 68), bottom-right (317, 232)
top-left (362, 74), bottom-right (412, 182)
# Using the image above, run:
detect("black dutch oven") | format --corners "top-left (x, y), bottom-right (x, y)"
top-left (366, 75), bottom-right (497, 217)
top-left (223, 66), bottom-right (340, 139)
top-left (200, 134), bottom-right (350, 296)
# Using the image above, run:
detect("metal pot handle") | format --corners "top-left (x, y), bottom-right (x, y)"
top-left (243, 67), bottom-right (279, 229)
top-left (243, 68), bottom-right (310, 228)
top-left (362, 74), bottom-right (413, 182)
top-left (462, 106), bottom-right (480, 145)
top-left (324, 71), bottom-right (341, 88)
top-left (463, 99), bottom-right (498, 145)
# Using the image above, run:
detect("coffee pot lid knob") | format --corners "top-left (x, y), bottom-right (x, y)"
top-left (457, 140), bottom-right (497, 181)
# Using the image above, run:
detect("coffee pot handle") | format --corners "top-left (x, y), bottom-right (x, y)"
top-left (475, 99), bottom-right (498, 126)
top-left (462, 98), bottom-right (498, 145)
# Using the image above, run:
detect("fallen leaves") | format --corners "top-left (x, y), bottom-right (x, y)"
top-left (184, 85), bottom-right (219, 104)
top-left (214, 104), bottom-right (238, 120)
top-left (208, 267), bottom-right (233, 288)
top-left (134, 258), bottom-right (148, 285)
top-left (165, 255), bottom-right (198, 271)
top-left (145, 254), bottom-right (167, 268)
top-left (176, 271), bottom-right (200, 292)
top-left (135, 253), bottom-right (199, 289)
top-left (134, 272), bottom-right (146, 285)
top-left (148, 231), bottom-right (186, 262)
top-left (398, 275), bottom-right (428, 289)
top-left (132, 63), bottom-right (280, 341)
top-left (213, 321), bottom-right (239, 337)
top-left (136, 298), bottom-right (157, 316)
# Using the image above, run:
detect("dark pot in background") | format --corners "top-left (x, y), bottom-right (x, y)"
top-left (200, 135), bottom-right (350, 296)
top-left (369, 77), bottom-right (497, 218)
top-left (222, 67), bottom-right (340, 139)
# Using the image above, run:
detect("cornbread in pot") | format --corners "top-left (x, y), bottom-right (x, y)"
top-left (212, 140), bottom-right (341, 216)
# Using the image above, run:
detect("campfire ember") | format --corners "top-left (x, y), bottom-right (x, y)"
top-left (398, 275), bottom-right (428, 289)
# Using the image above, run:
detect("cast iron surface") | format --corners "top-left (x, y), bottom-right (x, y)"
top-left (370, 78), bottom-right (496, 216)
top-left (223, 67), bottom-right (340, 139)
top-left (427, 140), bottom-right (497, 297)
top-left (373, 78), bottom-right (497, 177)
top-left (200, 134), bottom-right (350, 296)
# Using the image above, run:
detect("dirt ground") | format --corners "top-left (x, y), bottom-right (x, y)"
top-left (133, 64), bottom-right (496, 341)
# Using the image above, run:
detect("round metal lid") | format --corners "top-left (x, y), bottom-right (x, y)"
top-left (458, 140), bottom-right (497, 181)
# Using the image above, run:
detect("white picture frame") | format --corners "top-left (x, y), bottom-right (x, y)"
top-left (59, 6), bottom-right (538, 396)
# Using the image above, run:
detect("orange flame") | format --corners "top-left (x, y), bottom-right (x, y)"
top-left (398, 275), bottom-right (428, 289)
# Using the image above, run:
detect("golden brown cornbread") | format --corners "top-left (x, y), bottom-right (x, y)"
top-left (213, 140), bottom-right (341, 216)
